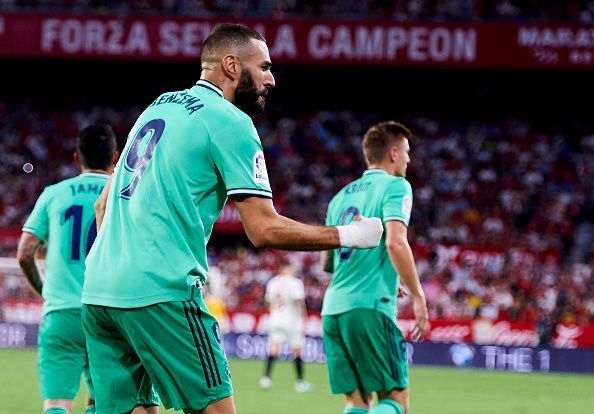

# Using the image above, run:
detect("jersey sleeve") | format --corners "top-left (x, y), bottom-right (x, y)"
top-left (210, 117), bottom-right (272, 199)
top-left (324, 202), bottom-right (334, 226)
top-left (294, 279), bottom-right (306, 301)
top-left (22, 188), bottom-right (51, 242)
top-left (382, 178), bottom-right (413, 226)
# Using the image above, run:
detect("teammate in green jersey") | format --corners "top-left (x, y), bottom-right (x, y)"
top-left (17, 124), bottom-right (118, 414)
top-left (81, 23), bottom-right (383, 414)
top-left (322, 121), bottom-right (430, 414)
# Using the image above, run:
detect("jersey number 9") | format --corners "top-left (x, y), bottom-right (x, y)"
top-left (339, 206), bottom-right (359, 261)
top-left (120, 118), bottom-right (166, 199)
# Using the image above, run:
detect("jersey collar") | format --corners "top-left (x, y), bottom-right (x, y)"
top-left (362, 169), bottom-right (389, 176)
top-left (195, 79), bottom-right (224, 98)
top-left (80, 172), bottom-right (110, 178)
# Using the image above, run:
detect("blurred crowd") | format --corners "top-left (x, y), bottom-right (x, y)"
top-left (2, 243), bottom-right (594, 332)
top-left (1, 101), bottom-right (593, 258)
top-left (0, 99), bottom-right (593, 335)
top-left (2, 0), bottom-right (594, 22)
top-left (208, 245), bottom-right (594, 332)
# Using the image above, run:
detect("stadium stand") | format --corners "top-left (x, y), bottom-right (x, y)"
top-left (1, 101), bottom-right (592, 251)
top-left (0, 100), bottom-right (592, 334)
top-left (2, 0), bottom-right (594, 22)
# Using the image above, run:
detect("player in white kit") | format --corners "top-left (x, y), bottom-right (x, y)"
top-left (260, 260), bottom-right (312, 392)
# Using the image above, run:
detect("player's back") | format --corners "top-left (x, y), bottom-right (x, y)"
top-left (322, 169), bottom-right (413, 321)
top-left (83, 80), bottom-right (264, 308)
top-left (23, 173), bottom-right (108, 314)
top-left (266, 275), bottom-right (305, 321)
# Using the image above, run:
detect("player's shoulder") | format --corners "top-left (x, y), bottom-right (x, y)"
top-left (30, 177), bottom-right (69, 208)
top-left (183, 84), bottom-right (251, 124)
top-left (329, 175), bottom-right (365, 205)
top-left (39, 175), bottom-right (78, 196)
top-left (293, 277), bottom-right (305, 288)
top-left (267, 274), bottom-right (280, 286)
top-left (383, 175), bottom-right (412, 192)
top-left (41, 173), bottom-right (107, 197)
top-left (212, 101), bottom-right (254, 132)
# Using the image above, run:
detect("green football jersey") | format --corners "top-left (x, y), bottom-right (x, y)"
top-left (322, 169), bottom-right (413, 322)
top-left (23, 172), bottom-right (109, 315)
top-left (82, 80), bottom-right (272, 308)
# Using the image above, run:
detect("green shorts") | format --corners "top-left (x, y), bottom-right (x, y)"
top-left (82, 298), bottom-right (232, 413)
top-left (38, 308), bottom-right (93, 401)
top-left (322, 308), bottom-right (408, 395)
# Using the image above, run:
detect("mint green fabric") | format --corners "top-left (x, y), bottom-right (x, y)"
top-left (323, 169), bottom-right (413, 322)
top-left (344, 407), bottom-right (370, 414)
top-left (23, 173), bottom-right (108, 315)
top-left (83, 80), bottom-right (272, 308)
top-left (370, 399), bottom-right (404, 414)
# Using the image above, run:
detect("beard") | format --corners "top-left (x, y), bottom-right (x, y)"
top-left (234, 70), bottom-right (267, 115)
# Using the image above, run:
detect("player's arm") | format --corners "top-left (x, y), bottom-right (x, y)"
top-left (94, 174), bottom-right (112, 231)
top-left (16, 232), bottom-right (44, 296)
top-left (297, 298), bottom-right (307, 321)
top-left (234, 196), bottom-right (382, 251)
top-left (385, 220), bottom-right (429, 340)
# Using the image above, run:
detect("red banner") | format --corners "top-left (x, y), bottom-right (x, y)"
top-left (0, 228), bottom-right (20, 249)
top-left (223, 311), bottom-right (594, 348)
top-left (2, 301), bottom-right (593, 347)
top-left (1, 13), bottom-right (594, 68)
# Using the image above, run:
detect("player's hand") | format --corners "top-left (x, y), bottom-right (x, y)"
top-left (337, 214), bottom-right (383, 249)
top-left (411, 294), bottom-right (430, 342)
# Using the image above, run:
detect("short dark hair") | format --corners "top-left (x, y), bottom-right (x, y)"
top-left (77, 124), bottom-right (117, 170)
top-left (201, 23), bottom-right (265, 61)
top-left (279, 258), bottom-right (293, 268)
top-left (362, 121), bottom-right (412, 165)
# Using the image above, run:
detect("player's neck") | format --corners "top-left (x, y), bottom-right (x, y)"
top-left (366, 165), bottom-right (395, 176)
top-left (81, 168), bottom-right (110, 175)
top-left (199, 73), bottom-right (235, 103)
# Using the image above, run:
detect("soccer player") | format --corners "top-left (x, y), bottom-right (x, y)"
top-left (81, 23), bottom-right (383, 414)
top-left (322, 121), bottom-right (430, 414)
top-left (16, 124), bottom-right (118, 414)
top-left (260, 259), bottom-right (312, 392)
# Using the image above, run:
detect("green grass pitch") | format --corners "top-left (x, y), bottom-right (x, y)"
top-left (1, 348), bottom-right (593, 413)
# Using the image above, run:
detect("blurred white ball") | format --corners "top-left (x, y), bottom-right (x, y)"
top-left (23, 163), bottom-right (34, 173)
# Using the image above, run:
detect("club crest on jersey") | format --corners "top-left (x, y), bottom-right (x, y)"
top-left (402, 195), bottom-right (412, 217)
top-left (253, 151), bottom-right (269, 185)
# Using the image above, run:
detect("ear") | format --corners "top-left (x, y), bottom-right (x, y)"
top-left (389, 145), bottom-right (399, 163)
top-left (73, 151), bottom-right (79, 163)
top-left (111, 150), bottom-right (120, 165)
top-left (221, 54), bottom-right (240, 81)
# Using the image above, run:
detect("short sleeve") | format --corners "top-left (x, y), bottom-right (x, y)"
top-left (22, 189), bottom-right (50, 242)
top-left (293, 279), bottom-right (305, 300)
top-left (324, 203), bottom-right (334, 226)
top-left (210, 117), bottom-right (272, 199)
top-left (382, 178), bottom-right (413, 226)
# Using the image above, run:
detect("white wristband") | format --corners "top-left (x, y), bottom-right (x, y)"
top-left (337, 224), bottom-right (359, 248)
top-left (336, 216), bottom-right (383, 249)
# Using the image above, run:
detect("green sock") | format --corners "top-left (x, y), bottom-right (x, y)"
top-left (85, 405), bottom-right (95, 414)
top-left (369, 399), bottom-right (404, 414)
top-left (44, 407), bottom-right (69, 414)
top-left (344, 407), bottom-right (369, 414)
